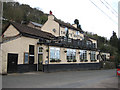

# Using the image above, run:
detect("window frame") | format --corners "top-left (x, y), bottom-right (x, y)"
top-left (24, 52), bottom-right (29, 64)
top-left (90, 51), bottom-right (96, 61)
top-left (50, 47), bottom-right (60, 61)
top-left (80, 50), bottom-right (87, 61)
top-left (38, 47), bottom-right (43, 54)
top-left (67, 49), bottom-right (76, 62)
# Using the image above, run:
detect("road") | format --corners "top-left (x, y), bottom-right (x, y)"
top-left (2, 69), bottom-right (119, 88)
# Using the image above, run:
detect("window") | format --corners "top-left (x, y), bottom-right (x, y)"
top-left (74, 34), bottom-right (77, 37)
top-left (87, 41), bottom-right (92, 45)
top-left (90, 51), bottom-right (96, 61)
top-left (29, 45), bottom-right (34, 64)
top-left (80, 36), bottom-right (84, 40)
top-left (67, 49), bottom-right (76, 62)
top-left (53, 28), bottom-right (56, 33)
top-left (69, 33), bottom-right (72, 37)
top-left (93, 43), bottom-right (96, 48)
top-left (61, 31), bottom-right (65, 34)
top-left (29, 45), bottom-right (34, 55)
top-left (80, 50), bottom-right (87, 61)
top-left (50, 47), bottom-right (60, 61)
top-left (76, 31), bottom-right (80, 35)
top-left (24, 53), bottom-right (29, 64)
top-left (38, 47), bottom-right (43, 54)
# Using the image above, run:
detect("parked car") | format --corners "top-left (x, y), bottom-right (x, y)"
top-left (117, 64), bottom-right (120, 76)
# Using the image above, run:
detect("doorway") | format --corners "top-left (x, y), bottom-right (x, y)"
top-left (7, 53), bottom-right (18, 73)
top-left (38, 54), bottom-right (43, 71)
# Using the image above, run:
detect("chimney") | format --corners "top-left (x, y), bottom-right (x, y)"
top-left (48, 10), bottom-right (54, 20)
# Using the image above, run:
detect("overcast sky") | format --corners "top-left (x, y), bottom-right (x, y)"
top-left (17, 0), bottom-right (118, 39)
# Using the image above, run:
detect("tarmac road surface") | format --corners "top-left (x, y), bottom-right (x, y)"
top-left (2, 69), bottom-right (119, 88)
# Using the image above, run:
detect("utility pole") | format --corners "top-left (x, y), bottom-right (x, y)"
top-left (118, 1), bottom-right (120, 38)
top-left (0, 1), bottom-right (3, 43)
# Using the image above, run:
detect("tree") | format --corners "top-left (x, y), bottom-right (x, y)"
top-left (110, 31), bottom-right (118, 48)
top-left (74, 19), bottom-right (82, 30)
top-left (74, 19), bottom-right (79, 26)
top-left (118, 38), bottom-right (120, 53)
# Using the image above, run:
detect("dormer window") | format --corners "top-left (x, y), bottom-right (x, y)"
top-left (53, 28), bottom-right (56, 33)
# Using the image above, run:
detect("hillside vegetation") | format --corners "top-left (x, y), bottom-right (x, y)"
top-left (3, 2), bottom-right (48, 30)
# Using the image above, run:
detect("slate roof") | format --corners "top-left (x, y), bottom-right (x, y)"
top-left (30, 21), bottom-right (43, 27)
top-left (54, 17), bottom-right (84, 33)
top-left (4, 22), bottom-right (55, 40)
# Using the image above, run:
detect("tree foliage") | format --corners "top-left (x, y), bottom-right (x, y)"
top-left (74, 19), bottom-right (82, 30)
top-left (3, 2), bottom-right (48, 27)
top-left (110, 31), bottom-right (118, 48)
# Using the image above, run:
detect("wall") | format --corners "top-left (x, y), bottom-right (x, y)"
top-left (89, 38), bottom-right (97, 48)
top-left (41, 15), bottom-right (60, 37)
top-left (1, 36), bottom-right (39, 74)
top-left (3, 25), bottom-right (20, 37)
top-left (101, 53), bottom-right (110, 60)
top-left (41, 15), bottom-right (84, 39)
top-left (42, 46), bottom-right (100, 65)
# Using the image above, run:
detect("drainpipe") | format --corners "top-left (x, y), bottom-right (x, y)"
top-left (47, 44), bottom-right (49, 72)
top-left (59, 24), bottom-right (60, 36)
top-left (37, 44), bottom-right (39, 72)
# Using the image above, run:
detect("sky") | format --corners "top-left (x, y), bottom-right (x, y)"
top-left (16, 0), bottom-right (118, 39)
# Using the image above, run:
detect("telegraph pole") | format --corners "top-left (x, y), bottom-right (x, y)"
top-left (0, 0), bottom-right (3, 43)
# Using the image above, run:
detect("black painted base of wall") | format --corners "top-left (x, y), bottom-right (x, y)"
top-left (43, 63), bottom-right (101, 72)
top-left (8, 64), bottom-right (37, 73)
top-left (7, 63), bottom-right (100, 73)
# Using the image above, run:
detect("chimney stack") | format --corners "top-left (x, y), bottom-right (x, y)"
top-left (50, 10), bottom-right (52, 15)
top-left (48, 10), bottom-right (54, 20)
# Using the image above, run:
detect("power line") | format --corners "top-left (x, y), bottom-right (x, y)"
top-left (103, 0), bottom-right (118, 14)
top-left (99, 0), bottom-right (118, 18)
top-left (89, 0), bottom-right (118, 25)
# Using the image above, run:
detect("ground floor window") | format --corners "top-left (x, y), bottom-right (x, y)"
top-left (38, 47), bottom-right (43, 54)
top-left (50, 47), bottom-right (60, 62)
top-left (90, 51), bottom-right (96, 61)
top-left (80, 50), bottom-right (87, 62)
top-left (24, 52), bottom-right (29, 64)
top-left (67, 49), bottom-right (76, 62)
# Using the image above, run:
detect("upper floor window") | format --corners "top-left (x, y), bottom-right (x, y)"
top-left (87, 41), bottom-right (92, 47)
top-left (29, 45), bottom-right (34, 55)
top-left (53, 28), bottom-right (56, 33)
top-left (61, 31), bottom-right (65, 34)
top-left (38, 47), bottom-right (43, 54)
